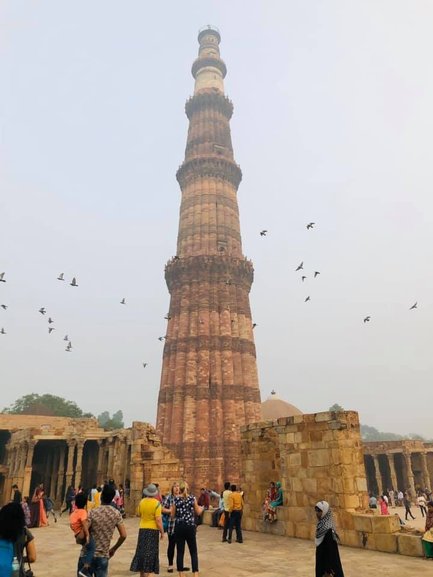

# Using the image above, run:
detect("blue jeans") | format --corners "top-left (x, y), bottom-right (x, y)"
top-left (77, 556), bottom-right (109, 577)
top-left (82, 537), bottom-right (96, 566)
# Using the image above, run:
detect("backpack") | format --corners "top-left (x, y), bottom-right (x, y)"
top-left (0, 538), bottom-right (14, 577)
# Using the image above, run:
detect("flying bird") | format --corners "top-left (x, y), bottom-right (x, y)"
top-left (70, 277), bottom-right (78, 287)
top-left (0, 273), bottom-right (5, 282)
top-left (142, 363), bottom-right (147, 368)
top-left (120, 298), bottom-right (126, 305)
top-left (48, 317), bottom-right (54, 324)
top-left (57, 273), bottom-right (64, 281)
top-left (260, 230), bottom-right (268, 236)
top-left (409, 302), bottom-right (417, 310)
top-left (66, 341), bottom-right (72, 350)
top-left (0, 328), bottom-right (5, 334)
top-left (48, 327), bottom-right (55, 334)
top-left (306, 222), bottom-right (315, 229)
top-left (64, 335), bottom-right (69, 341)
top-left (158, 336), bottom-right (165, 341)
top-left (314, 271), bottom-right (320, 278)
top-left (301, 276), bottom-right (307, 282)
top-left (65, 347), bottom-right (71, 352)
top-left (164, 314), bottom-right (171, 320)
top-left (39, 308), bottom-right (46, 315)
top-left (295, 262), bottom-right (304, 271)
top-left (363, 316), bottom-right (371, 323)
top-left (1, 305), bottom-right (7, 310)
top-left (252, 323), bottom-right (257, 329)
top-left (304, 296), bottom-right (311, 302)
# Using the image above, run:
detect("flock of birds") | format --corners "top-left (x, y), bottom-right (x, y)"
top-left (0, 270), bottom-right (164, 367)
top-left (0, 220), bottom-right (419, 353)
top-left (258, 224), bottom-right (418, 321)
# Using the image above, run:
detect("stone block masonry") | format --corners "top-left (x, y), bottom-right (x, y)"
top-left (240, 411), bottom-right (368, 542)
top-left (239, 410), bottom-right (423, 557)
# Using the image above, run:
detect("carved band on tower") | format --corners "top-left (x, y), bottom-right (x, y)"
top-left (156, 26), bottom-right (262, 489)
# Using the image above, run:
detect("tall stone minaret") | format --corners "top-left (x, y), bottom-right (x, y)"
top-left (156, 26), bottom-right (261, 489)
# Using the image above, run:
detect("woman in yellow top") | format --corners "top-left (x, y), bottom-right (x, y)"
top-left (130, 483), bottom-right (164, 577)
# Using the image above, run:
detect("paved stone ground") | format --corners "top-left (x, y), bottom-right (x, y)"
top-left (30, 515), bottom-right (428, 576)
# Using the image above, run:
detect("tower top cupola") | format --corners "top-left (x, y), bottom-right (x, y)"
top-left (192, 25), bottom-right (227, 94)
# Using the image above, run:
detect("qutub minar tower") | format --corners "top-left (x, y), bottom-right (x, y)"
top-left (156, 26), bottom-right (262, 489)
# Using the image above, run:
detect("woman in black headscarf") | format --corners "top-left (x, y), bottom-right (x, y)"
top-left (314, 501), bottom-right (344, 577)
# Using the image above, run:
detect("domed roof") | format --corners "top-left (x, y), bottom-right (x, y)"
top-left (261, 390), bottom-right (303, 420)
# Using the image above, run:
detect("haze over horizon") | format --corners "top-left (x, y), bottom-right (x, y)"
top-left (1, 1), bottom-right (433, 438)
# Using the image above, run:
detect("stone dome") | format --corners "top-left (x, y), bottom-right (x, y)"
top-left (261, 390), bottom-right (303, 420)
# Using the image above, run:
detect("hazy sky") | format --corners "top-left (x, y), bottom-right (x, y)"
top-left (1, 1), bottom-right (433, 438)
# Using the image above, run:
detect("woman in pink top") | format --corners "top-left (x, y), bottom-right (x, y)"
top-left (379, 496), bottom-right (389, 515)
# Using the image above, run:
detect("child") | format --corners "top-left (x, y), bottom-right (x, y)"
top-left (21, 496), bottom-right (31, 527)
top-left (69, 492), bottom-right (95, 577)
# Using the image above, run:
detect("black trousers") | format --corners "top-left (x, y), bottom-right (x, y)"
top-left (175, 523), bottom-right (198, 573)
top-left (62, 499), bottom-right (73, 514)
top-left (405, 507), bottom-right (415, 520)
top-left (167, 532), bottom-right (176, 566)
top-left (228, 510), bottom-right (243, 542)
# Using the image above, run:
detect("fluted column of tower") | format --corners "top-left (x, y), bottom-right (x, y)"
top-left (156, 27), bottom-right (262, 489)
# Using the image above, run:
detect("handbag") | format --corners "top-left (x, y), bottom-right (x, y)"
top-left (218, 512), bottom-right (225, 528)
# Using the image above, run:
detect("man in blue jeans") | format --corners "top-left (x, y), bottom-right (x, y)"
top-left (77, 485), bottom-right (127, 577)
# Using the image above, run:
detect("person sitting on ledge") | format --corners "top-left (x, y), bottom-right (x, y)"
top-left (266, 481), bottom-right (283, 523)
top-left (262, 482), bottom-right (276, 521)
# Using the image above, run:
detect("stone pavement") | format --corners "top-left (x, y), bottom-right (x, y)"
top-left (31, 515), bottom-right (427, 576)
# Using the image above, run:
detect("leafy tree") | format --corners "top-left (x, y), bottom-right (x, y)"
top-left (97, 410), bottom-right (124, 430)
top-left (329, 403), bottom-right (344, 412)
top-left (2, 393), bottom-right (93, 418)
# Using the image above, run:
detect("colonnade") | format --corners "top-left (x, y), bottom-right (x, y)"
top-left (365, 449), bottom-right (432, 496)
top-left (3, 434), bottom-right (130, 505)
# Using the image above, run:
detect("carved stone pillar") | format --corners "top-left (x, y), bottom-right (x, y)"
top-left (65, 440), bottom-right (77, 489)
top-left (55, 444), bottom-right (66, 503)
top-left (96, 440), bottom-right (104, 485)
top-left (74, 441), bottom-right (85, 489)
top-left (420, 452), bottom-right (431, 490)
top-left (22, 441), bottom-right (37, 498)
top-left (107, 438), bottom-right (114, 481)
top-left (403, 452), bottom-right (415, 496)
top-left (49, 448), bottom-right (59, 499)
top-left (388, 453), bottom-right (398, 492)
top-left (373, 455), bottom-right (382, 495)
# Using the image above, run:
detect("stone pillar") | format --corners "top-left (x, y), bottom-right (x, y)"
top-left (65, 440), bottom-right (77, 489)
top-left (388, 453), bottom-right (398, 492)
top-left (107, 438), bottom-right (114, 481)
top-left (403, 452), bottom-right (415, 496)
top-left (373, 454), bottom-right (382, 495)
top-left (55, 444), bottom-right (66, 503)
top-left (49, 448), bottom-right (59, 499)
top-left (420, 452), bottom-right (431, 490)
top-left (96, 440), bottom-right (104, 485)
top-left (22, 441), bottom-right (37, 499)
top-left (74, 441), bottom-right (85, 489)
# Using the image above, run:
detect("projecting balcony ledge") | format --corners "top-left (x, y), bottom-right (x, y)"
top-left (192, 56), bottom-right (227, 79)
top-left (185, 91), bottom-right (234, 119)
top-left (176, 156), bottom-right (242, 188)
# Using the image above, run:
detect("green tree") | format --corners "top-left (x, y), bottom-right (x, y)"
top-left (2, 393), bottom-right (93, 418)
top-left (329, 403), bottom-right (344, 412)
top-left (97, 410), bottom-right (124, 430)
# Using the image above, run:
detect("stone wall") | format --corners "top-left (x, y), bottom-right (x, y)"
top-left (240, 411), bottom-right (368, 543)
top-left (127, 422), bottom-right (183, 513)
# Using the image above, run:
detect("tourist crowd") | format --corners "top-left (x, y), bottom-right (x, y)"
top-left (2, 478), bottom-right (433, 576)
